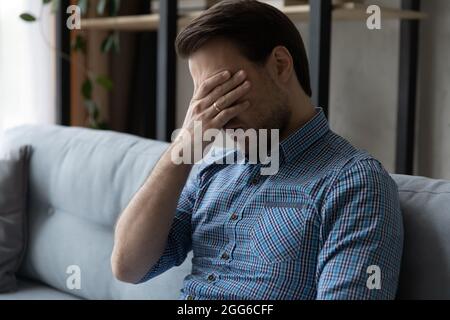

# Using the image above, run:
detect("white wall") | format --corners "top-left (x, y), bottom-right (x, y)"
top-left (175, 0), bottom-right (450, 179)
top-left (416, 0), bottom-right (450, 179)
top-left (0, 0), bottom-right (56, 132)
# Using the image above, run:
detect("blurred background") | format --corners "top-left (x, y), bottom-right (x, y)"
top-left (0, 0), bottom-right (448, 179)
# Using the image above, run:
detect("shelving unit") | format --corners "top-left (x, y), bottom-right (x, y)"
top-left (57, 0), bottom-right (425, 175)
top-left (80, 3), bottom-right (426, 31)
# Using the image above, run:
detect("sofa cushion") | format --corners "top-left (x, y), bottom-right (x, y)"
top-left (0, 145), bottom-right (31, 293)
top-left (391, 174), bottom-right (450, 299)
top-left (0, 277), bottom-right (80, 300)
top-left (3, 125), bottom-right (191, 300)
top-left (3, 125), bottom-right (450, 300)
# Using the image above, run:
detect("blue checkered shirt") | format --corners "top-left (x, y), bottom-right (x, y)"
top-left (138, 108), bottom-right (404, 300)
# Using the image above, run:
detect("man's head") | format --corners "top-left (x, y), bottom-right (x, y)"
top-left (176, 0), bottom-right (314, 138)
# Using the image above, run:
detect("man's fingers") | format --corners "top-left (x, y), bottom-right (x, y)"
top-left (213, 101), bottom-right (251, 127)
top-left (193, 70), bottom-right (231, 100)
top-left (203, 70), bottom-right (247, 106)
top-left (204, 80), bottom-right (251, 119)
top-left (215, 80), bottom-right (251, 110)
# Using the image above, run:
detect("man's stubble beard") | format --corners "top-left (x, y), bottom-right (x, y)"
top-left (237, 87), bottom-right (290, 159)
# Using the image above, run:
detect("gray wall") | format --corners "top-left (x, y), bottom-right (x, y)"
top-left (175, 0), bottom-right (450, 179)
top-left (416, 0), bottom-right (450, 180)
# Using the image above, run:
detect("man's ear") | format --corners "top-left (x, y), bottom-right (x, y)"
top-left (269, 46), bottom-right (294, 83)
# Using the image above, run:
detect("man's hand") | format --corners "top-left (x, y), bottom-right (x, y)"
top-left (177, 69), bottom-right (251, 152)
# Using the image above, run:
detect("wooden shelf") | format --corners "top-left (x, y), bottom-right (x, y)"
top-left (81, 14), bottom-right (159, 31)
top-left (336, 2), bottom-right (427, 20)
top-left (81, 3), bottom-right (427, 32)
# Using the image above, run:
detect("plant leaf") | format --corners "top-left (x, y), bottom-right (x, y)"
top-left (51, 0), bottom-right (60, 13)
top-left (101, 32), bottom-right (120, 54)
top-left (81, 79), bottom-right (93, 100)
top-left (78, 0), bottom-right (88, 16)
top-left (84, 99), bottom-right (96, 113)
top-left (19, 13), bottom-right (37, 22)
top-left (97, 0), bottom-right (108, 15)
top-left (101, 34), bottom-right (114, 53)
top-left (72, 35), bottom-right (86, 53)
top-left (96, 76), bottom-right (113, 91)
top-left (110, 0), bottom-right (121, 16)
top-left (92, 107), bottom-right (100, 121)
top-left (112, 31), bottom-right (120, 53)
top-left (97, 122), bottom-right (109, 130)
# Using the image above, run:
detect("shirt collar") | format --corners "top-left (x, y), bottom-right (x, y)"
top-left (279, 107), bottom-right (330, 164)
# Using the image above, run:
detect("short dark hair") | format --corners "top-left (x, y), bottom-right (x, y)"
top-left (175, 0), bottom-right (312, 97)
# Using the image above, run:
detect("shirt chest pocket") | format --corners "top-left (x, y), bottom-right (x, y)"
top-left (250, 204), bottom-right (306, 264)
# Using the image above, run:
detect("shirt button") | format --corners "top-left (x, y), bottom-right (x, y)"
top-left (186, 295), bottom-right (194, 300)
top-left (207, 274), bottom-right (216, 282)
top-left (221, 252), bottom-right (229, 260)
top-left (251, 177), bottom-right (259, 185)
top-left (230, 213), bottom-right (238, 221)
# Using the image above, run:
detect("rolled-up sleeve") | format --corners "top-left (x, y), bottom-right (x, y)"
top-left (136, 167), bottom-right (199, 283)
top-left (316, 159), bottom-right (404, 299)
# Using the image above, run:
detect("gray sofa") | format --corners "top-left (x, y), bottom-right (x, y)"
top-left (0, 125), bottom-right (449, 300)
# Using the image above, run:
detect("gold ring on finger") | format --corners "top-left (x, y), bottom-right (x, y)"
top-left (213, 102), bottom-right (222, 113)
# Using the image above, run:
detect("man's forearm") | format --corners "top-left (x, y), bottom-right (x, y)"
top-left (111, 142), bottom-right (193, 283)
top-left (111, 69), bottom-right (250, 284)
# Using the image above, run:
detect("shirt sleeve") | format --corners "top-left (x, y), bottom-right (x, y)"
top-left (135, 167), bottom-right (199, 284)
top-left (316, 158), bottom-right (404, 299)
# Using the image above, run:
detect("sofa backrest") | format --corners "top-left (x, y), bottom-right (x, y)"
top-left (3, 125), bottom-right (450, 299)
top-left (3, 125), bottom-right (191, 299)
top-left (391, 174), bottom-right (450, 299)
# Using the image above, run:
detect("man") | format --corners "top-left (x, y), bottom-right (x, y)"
top-left (111, 0), bottom-right (403, 300)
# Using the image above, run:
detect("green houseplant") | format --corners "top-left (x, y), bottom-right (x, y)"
top-left (20, 0), bottom-right (122, 129)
